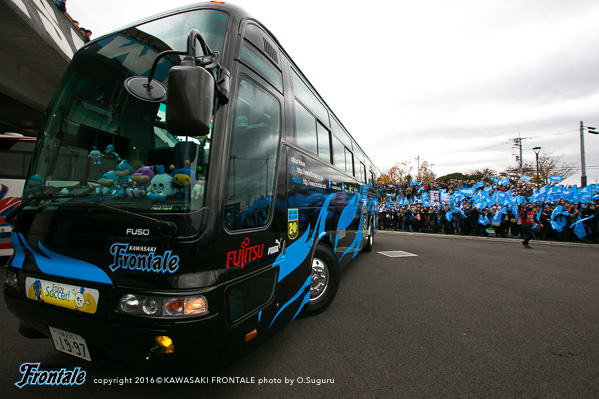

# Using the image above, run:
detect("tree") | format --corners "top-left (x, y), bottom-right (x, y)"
top-left (537, 153), bottom-right (576, 185)
top-left (418, 161), bottom-right (435, 183)
top-left (503, 152), bottom-right (575, 185)
top-left (504, 162), bottom-right (535, 181)
top-left (436, 172), bottom-right (469, 182)
top-left (378, 161), bottom-right (412, 186)
top-left (468, 168), bottom-right (498, 180)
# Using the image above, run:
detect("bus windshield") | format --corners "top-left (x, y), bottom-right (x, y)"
top-left (25, 9), bottom-right (229, 212)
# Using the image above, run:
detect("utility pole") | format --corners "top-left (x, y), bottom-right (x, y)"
top-left (580, 121), bottom-right (587, 187)
top-left (511, 134), bottom-right (524, 174)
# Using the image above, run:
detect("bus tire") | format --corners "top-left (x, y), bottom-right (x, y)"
top-left (300, 244), bottom-right (339, 317)
top-left (362, 225), bottom-right (374, 252)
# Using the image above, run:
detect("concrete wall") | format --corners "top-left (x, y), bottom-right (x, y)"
top-left (0, 0), bottom-right (85, 134)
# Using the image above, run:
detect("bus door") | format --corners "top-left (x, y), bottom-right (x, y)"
top-left (222, 64), bottom-right (302, 335)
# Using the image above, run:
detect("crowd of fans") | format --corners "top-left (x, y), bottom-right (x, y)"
top-left (54, 0), bottom-right (92, 42)
top-left (377, 179), bottom-right (599, 244)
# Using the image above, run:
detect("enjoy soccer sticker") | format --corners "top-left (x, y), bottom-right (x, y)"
top-left (25, 277), bottom-right (99, 314)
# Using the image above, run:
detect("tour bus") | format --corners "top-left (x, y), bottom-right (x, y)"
top-left (0, 133), bottom-right (36, 257)
top-left (4, 1), bottom-right (378, 365)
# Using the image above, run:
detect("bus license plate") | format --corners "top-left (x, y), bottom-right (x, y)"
top-left (49, 327), bottom-right (92, 362)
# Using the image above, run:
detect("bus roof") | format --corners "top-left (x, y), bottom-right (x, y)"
top-left (83, 1), bottom-right (375, 173)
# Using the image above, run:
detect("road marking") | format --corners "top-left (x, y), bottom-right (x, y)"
top-left (378, 250), bottom-right (418, 258)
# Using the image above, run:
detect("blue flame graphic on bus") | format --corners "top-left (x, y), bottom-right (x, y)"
top-left (10, 232), bottom-right (113, 285)
top-left (269, 186), bottom-right (376, 328)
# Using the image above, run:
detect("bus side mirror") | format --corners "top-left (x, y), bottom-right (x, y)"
top-left (166, 64), bottom-right (214, 136)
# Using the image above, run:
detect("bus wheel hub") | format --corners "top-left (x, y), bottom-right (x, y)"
top-left (310, 259), bottom-right (329, 301)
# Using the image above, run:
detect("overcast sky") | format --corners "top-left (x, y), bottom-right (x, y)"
top-left (66, 0), bottom-right (599, 185)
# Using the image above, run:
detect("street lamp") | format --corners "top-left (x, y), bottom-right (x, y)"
top-left (533, 146), bottom-right (541, 187)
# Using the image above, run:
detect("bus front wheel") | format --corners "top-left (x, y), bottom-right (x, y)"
top-left (301, 245), bottom-right (339, 317)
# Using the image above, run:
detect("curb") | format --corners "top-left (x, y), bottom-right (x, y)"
top-left (377, 230), bottom-right (599, 249)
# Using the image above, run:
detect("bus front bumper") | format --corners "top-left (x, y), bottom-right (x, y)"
top-left (4, 289), bottom-right (223, 366)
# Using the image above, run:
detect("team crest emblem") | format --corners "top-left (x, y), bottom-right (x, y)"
top-left (288, 208), bottom-right (299, 240)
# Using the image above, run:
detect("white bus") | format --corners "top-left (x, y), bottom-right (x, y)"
top-left (0, 133), bottom-right (36, 257)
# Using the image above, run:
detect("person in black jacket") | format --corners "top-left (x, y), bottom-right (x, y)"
top-left (580, 203), bottom-right (598, 243)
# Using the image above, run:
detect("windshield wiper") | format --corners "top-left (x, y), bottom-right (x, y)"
top-left (5, 189), bottom-right (94, 224)
top-left (80, 202), bottom-right (177, 237)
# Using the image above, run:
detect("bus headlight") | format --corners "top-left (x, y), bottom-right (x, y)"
top-left (117, 294), bottom-right (208, 317)
top-left (163, 298), bottom-right (184, 316)
top-left (184, 296), bottom-right (207, 315)
top-left (142, 297), bottom-right (160, 315)
top-left (5, 269), bottom-right (18, 290)
top-left (119, 294), bottom-right (140, 313)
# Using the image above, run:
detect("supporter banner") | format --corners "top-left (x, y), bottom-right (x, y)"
top-left (440, 192), bottom-right (450, 205)
top-left (430, 190), bottom-right (440, 207)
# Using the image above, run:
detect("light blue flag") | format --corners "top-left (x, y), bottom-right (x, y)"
top-left (571, 185), bottom-right (579, 203)
top-left (499, 177), bottom-right (510, 186)
top-left (492, 208), bottom-right (505, 224)
top-left (512, 204), bottom-right (519, 219)
top-left (573, 218), bottom-right (587, 239)
top-left (570, 214), bottom-right (594, 239)
top-left (532, 191), bottom-right (545, 203)
top-left (549, 175), bottom-right (562, 183)
top-left (489, 192), bottom-right (499, 206)
top-left (497, 191), bottom-right (507, 204)
top-left (504, 195), bottom-right (516, 207)
top-left (549, 186), bottom-right (563, 203)
top-left (473, 181), bottom-right (484, 190)
top-left (453, 208), bottom-right (467, 219)
top-left (532, 209), bottom-right (542, 230)
top-left (570, 213), bottom-right (595, 228)
top-left (579, 185), bottom-right (593, 203)
top-left (520, 176), bottom-right (533, 182)
top-left (473, 191), bottom-right (482, 204)
top-left (491, 178), bottom-right (500, 184)
top-left (479, 215), bottom-right (490, 225)
top-left (551, 205), bottom-right (563, 220)
top-left (446, 211), bottom-right (453, 222)
top-left (561, 189), bottom-right (574, 202)
top-left (461, 188), bottom-right (475, 197)
top-left (550, 220), bottom-right (565, 232)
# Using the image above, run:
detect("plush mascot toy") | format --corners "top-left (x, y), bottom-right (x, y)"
top-left (147, 165), bottom-right (176, 201)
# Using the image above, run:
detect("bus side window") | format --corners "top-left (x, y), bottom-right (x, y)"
top-left (345, 147), bottom-right (354, 176)
top-left (360, 162), bottom-right (367, 183)
top-left (295, 100), bottom-right (317, 155)
top-left (316, 122), bottom-right (331, 163)
top-left (332, 135), bottom-right (345, 170)
top-left (225, 78), bottom-right (281, 230)
top-left (291, 70), bottom-right (328, 125)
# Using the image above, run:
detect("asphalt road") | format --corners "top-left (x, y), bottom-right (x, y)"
top-left (1, 232), bottom-right (598, 398)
